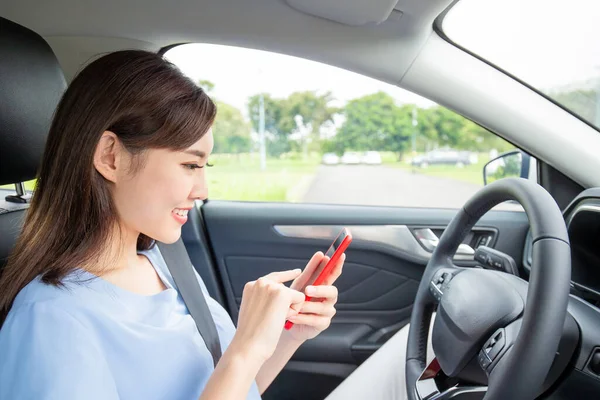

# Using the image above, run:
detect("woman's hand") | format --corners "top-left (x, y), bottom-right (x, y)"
top-left (284, 252), bottom-right (346, 342)
top-left (229, 270), bottom-right (306, 365)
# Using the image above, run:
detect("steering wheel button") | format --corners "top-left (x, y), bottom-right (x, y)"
top-left (429, 281), bottom-right (443, 301)
top-left (488, 344), bottom-right (502, 360)
top-left (478, 351), bottom-right (492, 369)
top-left (482, 328), bottom-right (506, 361)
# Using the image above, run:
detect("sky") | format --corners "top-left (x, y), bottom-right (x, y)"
top-left (165, 43), bottom-right (433, 119)
top-left (164, 0), bottom-right (600, 119)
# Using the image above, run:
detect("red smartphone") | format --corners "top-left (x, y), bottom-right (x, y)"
top-left (284, 227), bottom-right (352, 330)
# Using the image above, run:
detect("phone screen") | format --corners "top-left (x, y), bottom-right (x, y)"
top-left (305, 230), bottom-right (347, 287)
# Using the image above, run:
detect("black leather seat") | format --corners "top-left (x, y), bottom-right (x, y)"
top-left (0, 17), bottom-right (66, 270)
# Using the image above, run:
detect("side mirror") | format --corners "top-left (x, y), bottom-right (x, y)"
top-left (483, 150), bottom-right (532, 185)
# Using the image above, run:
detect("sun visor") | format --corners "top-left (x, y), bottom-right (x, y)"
top-left (285, 0), bottom-right (400, 26)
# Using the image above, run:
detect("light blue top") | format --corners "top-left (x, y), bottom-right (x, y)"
top-left (0, 245), bottom-right (261, 400)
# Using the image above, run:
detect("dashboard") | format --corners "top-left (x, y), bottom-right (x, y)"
top-left (508, 188), bottom-right (600, 398)
top-left (523, 188), bottom-right (600, 308)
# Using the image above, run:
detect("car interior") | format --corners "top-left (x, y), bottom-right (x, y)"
top-left (2, 0), bottom-right (600, 399)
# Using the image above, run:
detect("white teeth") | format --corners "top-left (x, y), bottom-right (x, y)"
top-left (174, 209), bottom-right (188, 217)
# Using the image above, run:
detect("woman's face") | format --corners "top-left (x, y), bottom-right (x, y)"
top-left (97, 129), bottom-right (214, 245)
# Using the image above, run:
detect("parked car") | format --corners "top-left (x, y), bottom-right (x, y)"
top-left (361, 151), bottom-right (382, 165)
top-left (411, 149), bottom-right (472, 168)
top-left (321, 152), bottom-right (339, 165)
top-left (341, 151), bottom-right (361, 165)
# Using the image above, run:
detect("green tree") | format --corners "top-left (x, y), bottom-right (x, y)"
top-left (320, 138), bottom-right (345, 156)
top-left (419, 107), bottom-right (465, 148)
top-left (212, 101), bottom-right (252, 154)
top-left (248, 93), bottom-right (284, 134)
top-left (416, 106), bottom-right (513, 152)
top-left (247, 94), bottom-right (292, 156)
top-left (336, 92), bottom-right (411, 159)
top-left (247, 91), bottom-right (338, 157)
top-left (283, 91), bottom-right (338, 157)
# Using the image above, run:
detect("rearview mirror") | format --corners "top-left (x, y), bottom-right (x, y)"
top-left (483, 150), bottom-right (532, 185)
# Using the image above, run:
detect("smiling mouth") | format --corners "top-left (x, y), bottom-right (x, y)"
top-left (172, 208), bottom-right (189, 217)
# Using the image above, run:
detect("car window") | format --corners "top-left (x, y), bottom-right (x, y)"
top-left (443, 0), bottom-right (600, 132)
top-left (163, 43), bottom-right (525, 209)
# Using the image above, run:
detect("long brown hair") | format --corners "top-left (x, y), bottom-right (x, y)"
top-left (0, 50), bottom-right (216, 325)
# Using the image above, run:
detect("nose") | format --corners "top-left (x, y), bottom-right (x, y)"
top-left (190, 171), bottom-right (208, 201)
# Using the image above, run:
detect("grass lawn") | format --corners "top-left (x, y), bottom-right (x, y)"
top-left (382, 152), bottom-right (489, 186)
top-left (206, 153), bottom-right (320, 202)
top-left (410, 159), bottom-right (488, 186)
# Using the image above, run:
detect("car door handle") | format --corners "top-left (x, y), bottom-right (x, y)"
top-left (413, 228), bottom-right (475, 256)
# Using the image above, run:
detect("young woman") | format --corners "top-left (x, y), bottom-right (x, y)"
top-left (0, 50), bottom-right (344, 400)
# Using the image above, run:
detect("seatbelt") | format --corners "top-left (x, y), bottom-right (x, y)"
top-left (157, 239), bottom-right (222, 367)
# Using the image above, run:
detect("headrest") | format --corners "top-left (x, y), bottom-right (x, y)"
top-left (0, 17), bottom-right (66, 186)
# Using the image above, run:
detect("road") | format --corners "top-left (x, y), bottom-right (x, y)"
top-left (301, 165), bottom-right (483, 209)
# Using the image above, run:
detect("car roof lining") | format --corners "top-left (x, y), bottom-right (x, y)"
top-left (0, 0), bottom-right (451, 82)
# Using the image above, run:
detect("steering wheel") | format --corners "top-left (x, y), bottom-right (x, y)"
top-left (405, 178), bottom-right (571, 400)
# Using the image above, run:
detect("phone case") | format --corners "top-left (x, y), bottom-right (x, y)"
top-left (284, 229), bottom-right (352, 330)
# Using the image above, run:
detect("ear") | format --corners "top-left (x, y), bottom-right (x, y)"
top-left (93, 131), bottom-right (122, 183)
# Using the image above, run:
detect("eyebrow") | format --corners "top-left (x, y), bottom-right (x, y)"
top-left (183, 150), bottom-right (206, 159)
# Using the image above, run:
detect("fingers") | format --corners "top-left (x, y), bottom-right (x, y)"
top-left (263, 277), bottom-right (306, 310)
top-left (290, 252), bottom-right (325, 291)
top-left (298, 284), bottom-right (338, 315)
top-left (256, 274), bottom-right (306, 303)
top-left (287, 313), bottom-right (332, 331)
top-left (263, 268), bottom-right (303, 284)
top-left (305, 285), bottom-right (338, 301)
top-left (299, 300), bottom-right (337, 317)
top-left (286, 306), bottom-right (300, 319)
top-left (288, 286), bottom-right (307, 305)
top-left (255, 258), bottom-right (341, 320)
top-left (249, 272), bottom-right (307, 315)
top-left (306, 251), bottom-right (325, 272)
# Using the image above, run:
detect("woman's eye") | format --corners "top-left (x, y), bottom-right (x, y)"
top-left (184, 164), bottom-right (202, 170)
top-left (183, 162), bottom-right (213, 170)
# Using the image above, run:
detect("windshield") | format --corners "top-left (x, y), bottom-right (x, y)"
top-left (443, 0), bottom-right (600, 130)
